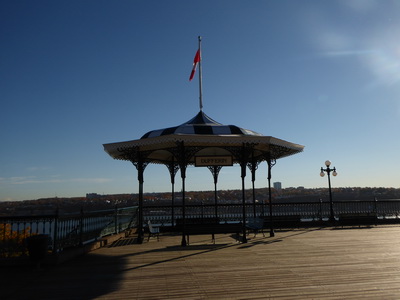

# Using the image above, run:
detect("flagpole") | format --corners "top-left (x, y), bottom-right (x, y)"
top-left (198, 36), bottom-right (203, 111)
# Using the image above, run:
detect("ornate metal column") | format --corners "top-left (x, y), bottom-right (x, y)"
top-left (239, 143), bottom-right (254, 243)
top-left (247, 152), bottom-right (260, 218)
top-left (176, 142), bottom-right (188, 246)
top-left (173, 142), bottom-right (202, 246)
top-left (266, 157), bottom-right (276, 237)
top-left (166, 158), bottom-right (179, 227)
top-left (207, 165), bottom-right (222, 219)
top-left (135, 154), bottom-right (149, 244)
top-left (117, 146), bottom-right (149, 244)
top-left (118, 147), bottom-right (149, 244)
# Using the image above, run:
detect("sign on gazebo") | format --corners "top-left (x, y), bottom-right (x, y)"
top-left (195, 156), bottom-right (233, 167)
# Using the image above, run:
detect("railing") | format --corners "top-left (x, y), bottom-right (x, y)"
top-left (3, 199), bottom-right (400, 258)
top-left (143, 199), bottom-right (400, 226)
top-left (0, 206), bottom-right (138, 258)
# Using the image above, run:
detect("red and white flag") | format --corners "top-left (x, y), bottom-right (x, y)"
top-left (189, 49), bottom-right (201, 81)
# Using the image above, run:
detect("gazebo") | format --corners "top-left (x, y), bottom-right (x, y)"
top-left (103, 110), bottom-right (304, 246)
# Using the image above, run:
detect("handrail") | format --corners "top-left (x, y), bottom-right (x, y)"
top-left (0, 206), bottom-right (138, 258)
top-left (142, 199), bottom-right (400, 226)
top-left (3, 199), bottom-right (400, 258)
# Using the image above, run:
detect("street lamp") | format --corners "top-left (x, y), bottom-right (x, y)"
top-left (320, 160), bottom-right (337, 222)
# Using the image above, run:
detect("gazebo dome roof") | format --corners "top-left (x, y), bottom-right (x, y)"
top-left (103, 110), bottom-right (304, 164)
top-left (141, 111), bottom-right (262, 139)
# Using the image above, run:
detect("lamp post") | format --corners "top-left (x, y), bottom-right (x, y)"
top-left (320, 160), bottom-right (337, 222)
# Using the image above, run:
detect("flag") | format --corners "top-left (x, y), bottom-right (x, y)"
top-left (189, 49), bottom-right (201, 81)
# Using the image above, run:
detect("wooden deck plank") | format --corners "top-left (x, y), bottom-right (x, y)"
top-left (4, 226), bottom-right (400, 299)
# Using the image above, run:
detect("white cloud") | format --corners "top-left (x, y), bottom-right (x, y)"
top-left (308, 3), bottom-right (400, 89)
top-left (26, 166), bottom-right (51, 172)
top-left (360, 28), bottom-right (400, 87)
top-left (342, 0), bottom-right (379, 13)
top-left (321, 50), bottom-right (376, 57)
top-left (69, 178), bottom-right (112, 184)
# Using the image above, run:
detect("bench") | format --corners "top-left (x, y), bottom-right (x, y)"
top-left (246, 217), bottom-right (265, 237)
top-left (338, 214), bottom-right (377, 227)
top-left (176, 218), bottom-right (242, 244)
top-left (147, 220), bottom-right (160, 241)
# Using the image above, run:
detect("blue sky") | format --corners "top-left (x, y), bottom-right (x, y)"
top-left (1, 0), bottom-right (400, 201)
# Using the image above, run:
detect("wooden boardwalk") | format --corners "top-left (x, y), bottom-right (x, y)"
top-left (4, 226), bottom-right (400, 299)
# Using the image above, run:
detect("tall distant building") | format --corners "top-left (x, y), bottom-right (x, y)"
top-left (86, 193), bottom-right (101, 199)
top-left (273, 182), bottom-right (282, 190)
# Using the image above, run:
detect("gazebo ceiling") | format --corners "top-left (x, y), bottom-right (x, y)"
top-left (103, 111), bottom-right (304, 165)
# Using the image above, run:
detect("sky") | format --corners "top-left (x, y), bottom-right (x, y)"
top-left (1, 0), bottom-right (400, 201)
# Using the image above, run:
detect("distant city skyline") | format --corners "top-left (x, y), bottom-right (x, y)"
top-left (2, 1), bottom-right (400, 201)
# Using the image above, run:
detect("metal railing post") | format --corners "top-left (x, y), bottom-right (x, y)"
top-left (79, 207), bottom-right (84, 246)
top-left (115, 205), bottom-right (119, 234)
top-left (319, 198), bottom-right (323, 222)
top-left (53, 208), bottom-right (59, 254)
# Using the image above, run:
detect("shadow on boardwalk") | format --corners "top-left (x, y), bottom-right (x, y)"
top-left (3, 229), bottom-right (321, 300)
top-left (3, 235), bottom-right (235, 299)
top-left (5, 226), bottom-right (400, 299)
top-left (2, 252), bottom-right (127, 300)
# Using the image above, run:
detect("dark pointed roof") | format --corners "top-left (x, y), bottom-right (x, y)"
top-left (141, 111), bottom-right (262, 139)
top-left (103, 110), bottom-right (304, 163)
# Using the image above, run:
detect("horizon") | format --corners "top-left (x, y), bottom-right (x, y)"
top-left (3, 185), bottom-right (400, 203)
top-left (2, 1), bottom-right (400, 201)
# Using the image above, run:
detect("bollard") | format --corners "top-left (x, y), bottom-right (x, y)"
top-left (26, 234), bottom-right (49, 268)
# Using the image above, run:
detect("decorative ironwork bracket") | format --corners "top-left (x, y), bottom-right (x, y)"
top-left (207, 165), bottom-right (223, 184)
top-left (247, 151), bottom-right (261, 182)
top-left (117, 146), bottom-right (150, 182)
top-left (165, 157), bottom-right (179, 184)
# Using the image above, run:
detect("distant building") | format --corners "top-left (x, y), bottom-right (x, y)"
top-left (273, 182), bottom-right (282, 190)
top-left (86, 193), bottom-right (101, 199)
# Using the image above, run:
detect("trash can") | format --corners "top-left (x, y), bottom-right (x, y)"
top-left (26, 234), bottom-right (49, 262)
